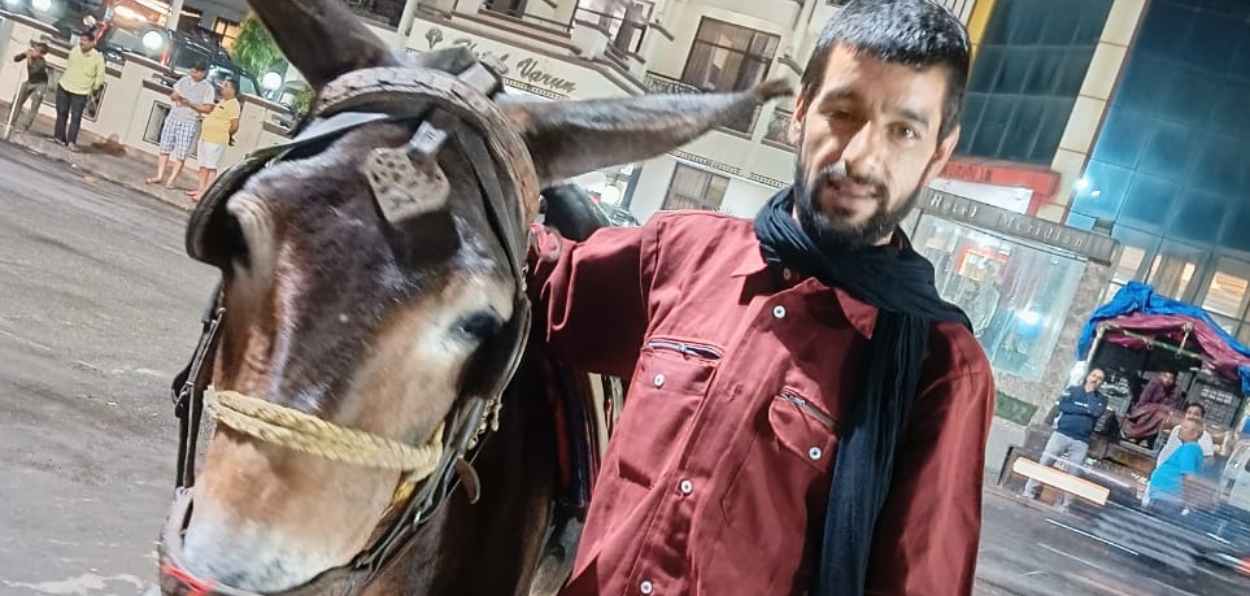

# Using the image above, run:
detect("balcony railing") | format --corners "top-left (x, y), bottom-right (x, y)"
top-left (481, 1), bottom-right (576, 33)
top-left (644, 72), bottom-right (761, 135)
top-left (346, 0), bottom-right (406, 27)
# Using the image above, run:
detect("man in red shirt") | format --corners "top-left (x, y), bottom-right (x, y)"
top-left (530, 1), bottom-right (994, 595)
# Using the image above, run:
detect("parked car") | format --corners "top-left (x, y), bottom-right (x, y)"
top-left (97, 24), bottom-right (260, 96)
top-left (0, 0), bottom-right (102, 38)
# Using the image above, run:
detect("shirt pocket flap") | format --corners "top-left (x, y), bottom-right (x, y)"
top-left (769, 390), bottom-right (837, 472)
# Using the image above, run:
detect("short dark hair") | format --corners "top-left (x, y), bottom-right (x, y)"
top-left (800, 0), bottom-right (971, 139)
top-left (1185, 402), bottom-right (1206, 417)
top-left (191, 62), bottom-right (209, 72)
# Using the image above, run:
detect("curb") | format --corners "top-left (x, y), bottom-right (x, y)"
top-left (2, 134), bottom-right (196, 214)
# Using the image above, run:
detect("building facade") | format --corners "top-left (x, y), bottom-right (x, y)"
top-left (1065, 0), bottom-right (1250, 345)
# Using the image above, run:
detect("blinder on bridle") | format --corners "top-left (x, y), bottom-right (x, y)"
top-left (160, 48), bottom-right (538, 595)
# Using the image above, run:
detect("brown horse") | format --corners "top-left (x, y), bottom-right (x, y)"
top-left (155, 1), bottom-right (788, 594)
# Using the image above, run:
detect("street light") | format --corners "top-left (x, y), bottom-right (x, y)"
top-left (262, 72), bottom-right (284, 93)
top-left (142, 30), bottom-right (166, 53)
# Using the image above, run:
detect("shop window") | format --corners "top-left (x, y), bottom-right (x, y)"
top-left (1113, 245), bottom-right (1147, 284)
top-left (1102, 281), bottom-right (1123, 304)
top-left (663, 164), bottom-right (728, 212)
top-left (913, 215), bottom-right (1086, 380)
top-left (1148, 257), bottom-right (1197, 300)
top-left (682, 18), bottom-right (778, 94)
top-left (1211, 314), bottom-right (1237, 335)
top-left (1201, 258), bottom-right (1250, 319)
top-left (1148, 243), bottom-right (1204, 300)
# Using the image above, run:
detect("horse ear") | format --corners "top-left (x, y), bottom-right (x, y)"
top-left (244, 0), bottom-right (400, 90)
top-left (500, 80), bottom-right (792, 187)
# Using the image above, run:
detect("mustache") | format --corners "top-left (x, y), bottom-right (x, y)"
top-left (812, 163), bottom-right (888, 200)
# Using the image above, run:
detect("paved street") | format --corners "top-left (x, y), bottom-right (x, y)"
top-left (0, 144), bottom-right (215, 595)
top-left (0, 142), bottom-right (1246, 595)
top-left (977, 487), bottom-right (1250, 596)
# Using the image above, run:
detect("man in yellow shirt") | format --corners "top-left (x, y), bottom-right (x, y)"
top-left (54, 34), bottom-right (106, 151)
top-left (188, 79), bottom-right (240, 201)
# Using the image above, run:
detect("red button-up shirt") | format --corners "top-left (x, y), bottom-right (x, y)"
top-left (528, 211), bottom-right (995, 596)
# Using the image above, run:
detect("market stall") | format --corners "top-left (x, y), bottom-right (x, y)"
top-left (1000, 283), bottom-right (1250, 579)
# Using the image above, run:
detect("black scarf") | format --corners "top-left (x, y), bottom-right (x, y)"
top-left (753, 188), bottom-right (969, 596)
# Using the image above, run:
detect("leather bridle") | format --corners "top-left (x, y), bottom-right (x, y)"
top-left (157, 49), bottom-right (539, 595)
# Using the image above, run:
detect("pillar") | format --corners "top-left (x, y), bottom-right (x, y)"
top-left (398, 0), bottom-right (421, 37)
top-left (167, 0), bottom-right (185, 31)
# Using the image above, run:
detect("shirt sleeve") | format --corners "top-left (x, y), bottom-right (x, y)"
top-left (526, 221), bottom-right (655, 378)
top-left (866, 366), bottom-right (995, 596)
top-left (91, 55), bottom-right (105, 90)
top-left (1056, 388), bottom-right (1082, 414)
top-left (198, 84), bottom-right (216, 106)
top-left (1200, 432), bottom-right (1215, 457)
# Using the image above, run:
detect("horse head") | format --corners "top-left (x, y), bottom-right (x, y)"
top-left (158, 1), bottom-right (789, 593)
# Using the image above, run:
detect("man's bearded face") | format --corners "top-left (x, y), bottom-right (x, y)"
top-left (790, 45), bottom-right (959, 251)
top-left (794, 143), bottom-right (922, 251)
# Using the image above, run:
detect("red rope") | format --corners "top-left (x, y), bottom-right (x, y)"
top-left (160, 563), bottom-right (217, 596)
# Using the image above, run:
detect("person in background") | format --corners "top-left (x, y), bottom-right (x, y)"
top-left (54, 34), bottom-right (105, 151)
top-left (1146, 418), bottom-right (1206, 521)
top-left (1023, 368), bottom-right (1107, 510)
top-left (1123, 370), bottom-right (1183, 445)
top-left (187, 79), bottom-right (241, 201)
top-left (11, 41), bottom-right (50, 134)
top-left (1158, 402), bottom-right (1216, 464)
top-left (147, 63), bottom-right (215, 189)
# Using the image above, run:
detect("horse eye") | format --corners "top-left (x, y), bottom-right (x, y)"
top-left (458, 311), bottom-right (502, 340)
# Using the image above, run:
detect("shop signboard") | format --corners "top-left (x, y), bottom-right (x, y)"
top-left (919, 188), bottom-right (1118, 265)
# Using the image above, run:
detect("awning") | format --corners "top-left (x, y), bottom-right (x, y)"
top-left (1076, 282), bottom-right (1250, 396)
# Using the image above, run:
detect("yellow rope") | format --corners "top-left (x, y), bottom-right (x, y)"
top-left (205, 388), bottom-right (444, 476)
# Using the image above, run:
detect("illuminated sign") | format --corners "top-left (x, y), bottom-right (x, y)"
top-left (919, 188), bottom-right (1119, 265)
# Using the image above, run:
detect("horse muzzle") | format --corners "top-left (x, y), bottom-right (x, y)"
top-left (158, 489), bottom-right (362, 596)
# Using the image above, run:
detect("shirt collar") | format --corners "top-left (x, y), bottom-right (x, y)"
top-left (730, 246), bottom-right (879, 339)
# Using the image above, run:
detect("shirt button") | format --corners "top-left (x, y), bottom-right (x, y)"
top-left (640, 580), bottom-right (654, 594)
top-left (782, 268), bottom-right (794, 281)
top-left (679, 479), bottom-right (694, 495)
top-left (652, 374), bottom-right (665, 388)
top-left (809, 447), bottom-right (823, 461)
top-left (773, 305), bottom-right (787, 319)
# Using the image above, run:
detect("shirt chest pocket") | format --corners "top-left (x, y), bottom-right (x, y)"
top-left (715, 387), bottom-right (838, 591)
top-left (612, 338), bottom-right (721, 488)
top-left (770, 390), bottom-right (838, 472)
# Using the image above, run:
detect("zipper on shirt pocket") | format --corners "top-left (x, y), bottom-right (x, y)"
top-left (645, 338), bottom-right (723, 361)
top-left (777, 390), bottom-right (834, 428)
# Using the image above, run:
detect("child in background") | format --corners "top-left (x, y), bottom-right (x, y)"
top-left (1146, 418), bottom-right (1206, 521)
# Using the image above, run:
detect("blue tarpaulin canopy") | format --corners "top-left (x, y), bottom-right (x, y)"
top-left (1077, 282), bottom-right (1250, 398)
